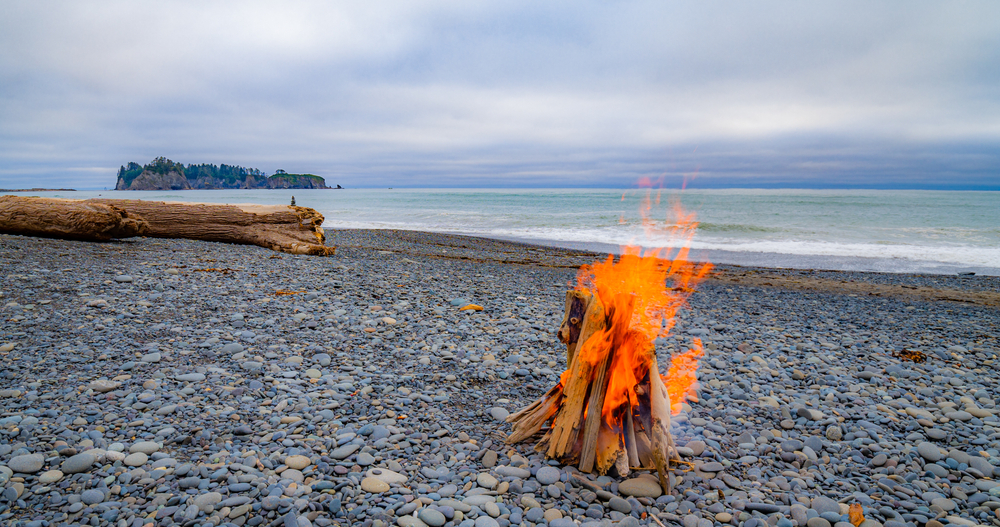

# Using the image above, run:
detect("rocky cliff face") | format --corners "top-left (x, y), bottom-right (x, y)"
top-left (186, 176), bottom-right (263, 189)
top-left (116, 170), bottom-right (191, 191)
top-left (266, 175), bottom-right (328, 189)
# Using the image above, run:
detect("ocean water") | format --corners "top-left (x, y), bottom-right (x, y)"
top-left (11, 188), bottom-right (1000, 275)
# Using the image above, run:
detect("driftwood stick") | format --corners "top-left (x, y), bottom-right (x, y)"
top-left (579, 294), bottom-right (636, 473)
top-left (546, 297), bottom-right (606, 459)
top-left (647, 355), bottom-right (674, 494)
top-left (505, 385), bottom-right (563, 444)
top-left (624, 414), bottom-right (640, 467)
top-left (558, 291), bottom-right (592, 365)
top-left (614, 448), bottom-right (630, 478)
top-left (577, 346), bottom-right (613, 473)
top-left (595, 421), bottom-right (623, 475)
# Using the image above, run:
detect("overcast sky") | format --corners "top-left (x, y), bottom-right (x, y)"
top-left (1, 1), bottom-right (998, 189)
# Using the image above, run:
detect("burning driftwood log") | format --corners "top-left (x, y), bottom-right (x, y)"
top-left (507, 247), bottom-right (711, 493)
top-left (0, 196), bottom-right (149, 241)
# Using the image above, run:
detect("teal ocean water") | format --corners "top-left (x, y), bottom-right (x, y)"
top-left (14, 188), bottom-right (1000, 275)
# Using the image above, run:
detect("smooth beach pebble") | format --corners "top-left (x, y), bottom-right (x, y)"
top-left (360, 476), bottom-right (390, 493)
top-left (284, 455), bottom-right (310, 470)
top-left (917, 442), bottom-right (943, 462)
top-left (7, 454), bottom-right (44, 474)
top-left (123, 452), bottom-right (148, 466)
top-left (61, 452), bottom-right (96, 474)
top-left (88, 380), bottom-right (120, 393)
top-left (477, 472), bottom-right (499, 489)
top-left (81, 489), bottom-right (105, 505)
top-left (129, 441), bottom-right (160, 454)
top-left (535, 466), bottom-right (561, 485)
top-left (618, 477), bottom-right (662, 498)
top-left (489, 407), bottom-right (510, 421)
top-left (38, 470), bottom-right (64, 484)
top-left (366, 468), bottom-right (407, 484)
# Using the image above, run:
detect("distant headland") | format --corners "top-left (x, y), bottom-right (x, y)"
top-left (115, 157), bottom-right (342, 190)
top-left (0, 188), bottom-right (77, 192)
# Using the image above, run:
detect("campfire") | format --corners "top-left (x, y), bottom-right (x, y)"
top-left (506, 197), bottom-right (711, 494)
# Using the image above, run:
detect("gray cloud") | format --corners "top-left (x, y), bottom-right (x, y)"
top-left (1, 1), bottom-right (998, 189)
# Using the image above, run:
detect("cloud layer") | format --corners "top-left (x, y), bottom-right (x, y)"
top-left (2, 1), bottom-right (998, 189)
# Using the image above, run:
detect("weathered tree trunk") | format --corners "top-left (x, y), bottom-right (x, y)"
top-left (0, 196), bottom-right (335, 255)
top-left (0, 196), bottom-right (148, 241)
top-left (89, 199), bottom-right (335, 255)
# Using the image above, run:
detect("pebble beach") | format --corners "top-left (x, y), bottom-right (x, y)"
top-left (1, 229), bottom-right (999, 527)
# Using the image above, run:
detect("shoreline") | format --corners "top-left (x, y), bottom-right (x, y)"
top-left (0, 188), bottom-right (77, 192)
top-left (5, 188), bottom-right (997, 277)
top-left (328, 229), bottom-right (1000, 308)
top-left (1, 230), bottom-right (998, 526)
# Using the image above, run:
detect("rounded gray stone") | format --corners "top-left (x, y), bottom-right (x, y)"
top-left (609, 496), bottom-right (632, 514)
top-left (129, 441), bottom-right (161, 454)
top-left (331, 444), bottom-right (360, 460)
top-left (917, 442), bottom-right (942, 462)
top-left (808, 518), bottom-right (833, 527)
top-left (81, 489), bottom-right (105, 505)
top-left (418, 508), bottom-right (447, 527)
top-left (811, 495), bottom-right (840, 515)
top-left (489, 407), bottom-right (510, 421)
top-left (535, 466), bottom-right (561, 485)
top-left (61, 452), bottom-right (96, 474)
top-left (8, 453), bottom-right (44, 474)
top-left (140, 352), bottom-right (161, 363)
top-left (475, 517), bottom-right (500, 527)
top-left (124, 452), bottom-right (148, 466)
top-left (930, 498), bottom-right (956, 511)
top-left (194, 491), bottom-right (222, 512)
top-left (926, 428), bottom-right (947, 440)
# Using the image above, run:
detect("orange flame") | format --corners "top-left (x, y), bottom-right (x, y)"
top-left (665, 339), bottom-right (703, 415)
top-left (567, 191), bottom-right (711, 425)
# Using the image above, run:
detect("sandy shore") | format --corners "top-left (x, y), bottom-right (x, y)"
top-left (1, 229), bottom-right (998, 527)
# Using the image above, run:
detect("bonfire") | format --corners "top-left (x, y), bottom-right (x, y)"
top-left (506, 194), bottom-right (711, 494)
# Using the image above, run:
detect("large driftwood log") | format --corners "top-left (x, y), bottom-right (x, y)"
top-left (0, 196), bottom-right (335, 255)
top-left (89, 199), bottom-right (335, 255)
top-left (0, 196), bottom-right (148, 241)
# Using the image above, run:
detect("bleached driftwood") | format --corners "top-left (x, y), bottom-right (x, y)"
top-left (90, 199), bottom-right (334, 255)
top-left (0, 196), bottom-right (335, 255)
top-left (0, 196), bottom-right (148, 241)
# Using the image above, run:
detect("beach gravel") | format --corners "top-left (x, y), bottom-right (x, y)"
top-left (0, 229), bottom-right (998, 527)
